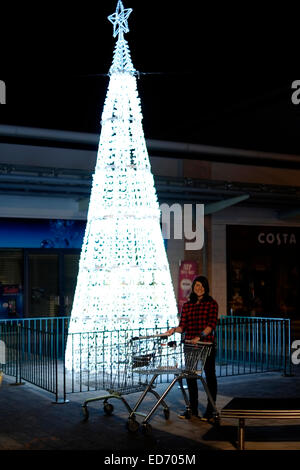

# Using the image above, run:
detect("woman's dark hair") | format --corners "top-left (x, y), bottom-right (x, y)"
top-left (189, 276), bottom-right (212, 303)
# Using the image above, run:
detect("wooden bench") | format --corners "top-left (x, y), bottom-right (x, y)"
top-left (221, 397), bottom-right (300, 450)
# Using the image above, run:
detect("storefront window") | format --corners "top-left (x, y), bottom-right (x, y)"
top-left (0, 250), bottom-right (23, 319)
top-left (0, 218), bottom-right (84, 319)
top-left (227, 226), bottom-right (300, 318)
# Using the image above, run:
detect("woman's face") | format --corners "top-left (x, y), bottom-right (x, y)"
top-left (193, 281), bottom-right (205, 298)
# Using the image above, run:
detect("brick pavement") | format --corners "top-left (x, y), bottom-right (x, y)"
top-left (0, 368), bottom-right (300, 452)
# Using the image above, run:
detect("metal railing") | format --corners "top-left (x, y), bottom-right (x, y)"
top-left (0, 315), bottom-right (292, 402)
top-left (216, 316), bottom-right (291, 376)
top-left (20, 326), bottom-right (58, 397)
top-left (0, 323), bottom-right (58, 400)
top-left (64, 327), bottom-right (174, 399)
top-left (0, 317), bottom-right (68, 360)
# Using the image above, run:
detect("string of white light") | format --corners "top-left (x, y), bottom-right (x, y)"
top-left (65, 1), bottom-right (178, 373)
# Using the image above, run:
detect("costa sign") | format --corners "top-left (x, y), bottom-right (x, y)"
top-left (258, 232), bottom-right (297, 246)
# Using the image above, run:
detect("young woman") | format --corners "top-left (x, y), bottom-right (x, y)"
top-left (166, 276), bottom-right (218, 421)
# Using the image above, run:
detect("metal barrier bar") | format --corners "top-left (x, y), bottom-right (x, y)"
top-left (0, 315), bottom-right (292, 398)
top-left (20, 326), bottom-right (58, 397)
top-left (0, 323), bottom-right (58, 397)
top-left (0, 316), bottom-right (70, 362)
top-left (216, 316), bottom-right (291, 376)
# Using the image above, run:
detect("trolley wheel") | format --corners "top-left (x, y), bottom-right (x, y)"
top-left (183, 409), bottom-right (192, 419)
top-left (82, 405), bottom-right (89, 420)
top-left (126, 418), bottom-right (139, 433)
top-left (103, 403), bottom-right (114, 415)
top-left (163, 408), bottom-right (170, 420)
top-left (141, 423), bottom-right (152, 436)
top-left (212, 414), bottom-right (221, 427)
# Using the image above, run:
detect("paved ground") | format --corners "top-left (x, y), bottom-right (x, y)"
top-left (1, 366), bottom-right (300, 456)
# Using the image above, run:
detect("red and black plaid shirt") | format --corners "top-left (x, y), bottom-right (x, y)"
top-left (179, 298), bottom-right (218, 343)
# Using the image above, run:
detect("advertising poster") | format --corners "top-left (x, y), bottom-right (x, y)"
top-left (178, 261), bottom-right (198, 314)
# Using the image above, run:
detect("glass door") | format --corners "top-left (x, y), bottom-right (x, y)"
top-left (63, 253), bottom-right (80, 316)
top-left (24, 249), bottom-right (81, 318)
top-left (27, 252), bottom-right (60, 317)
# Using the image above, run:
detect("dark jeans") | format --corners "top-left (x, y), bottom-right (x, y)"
top-left (186, 344), bottom-right (217, 415)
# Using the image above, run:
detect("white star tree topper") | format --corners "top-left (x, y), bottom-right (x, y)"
top-left (108, 0), bottom-right (132, 38)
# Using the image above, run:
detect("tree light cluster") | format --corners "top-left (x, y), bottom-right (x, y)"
top-left (65, 1), bottom-right (178, 373)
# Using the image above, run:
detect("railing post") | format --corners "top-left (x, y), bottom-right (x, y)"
top-left (282, 318), bottom-right (293, 377)
top-left (52, 327), bottom-right (69, 404)
top-left (10, 324), bottom-right (25, 387)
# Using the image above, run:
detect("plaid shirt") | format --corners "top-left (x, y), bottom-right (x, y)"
top-left (179, 298), bottom-right (218, 343)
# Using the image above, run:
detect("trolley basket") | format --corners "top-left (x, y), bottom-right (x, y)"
top-left (127, 336), bottom-right (220, 434)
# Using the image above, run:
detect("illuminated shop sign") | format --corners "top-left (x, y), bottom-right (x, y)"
top-left (258, 232), bottom-right (296, 246)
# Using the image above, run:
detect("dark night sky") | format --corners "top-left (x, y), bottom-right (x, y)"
top-left (0, 1), bottom-right (298, 156)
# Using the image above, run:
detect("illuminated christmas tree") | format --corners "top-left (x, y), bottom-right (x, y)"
top-left (65, 0), bottom-right (178, 372)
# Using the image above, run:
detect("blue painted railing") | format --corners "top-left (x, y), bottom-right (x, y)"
top-left (0, 315), bottom-right (292, 378)
top-left (216, 316), bottom-right (291, 376)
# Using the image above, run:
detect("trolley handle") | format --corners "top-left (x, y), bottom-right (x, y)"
top-left (130, 334), bottom-right (177, 348)
top-left (131, 333), bottom-right (169, 341)
top-left (184, 340), bottom-right (213, 346)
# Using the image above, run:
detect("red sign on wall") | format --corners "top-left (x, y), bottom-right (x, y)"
top-left (178, 261), bottom-right (198, 313)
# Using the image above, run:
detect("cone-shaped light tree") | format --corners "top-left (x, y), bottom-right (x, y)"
top-left (65, 1), bottom-right (178, 372)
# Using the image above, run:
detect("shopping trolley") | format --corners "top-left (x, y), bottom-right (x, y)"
top-left (81, 332), bottom-right (169, 421)
top-left (127, 334), bottom-right (220, 435)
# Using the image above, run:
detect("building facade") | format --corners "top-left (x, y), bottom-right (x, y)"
top-left (0, 125), bottom-right (299, 339)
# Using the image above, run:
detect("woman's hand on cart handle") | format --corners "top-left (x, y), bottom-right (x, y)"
top-left (165, 326), bottom-right (182, 336)
top-left (187, 328), bottom-right (211, 343)
top-left (188, 336), bottom-right (201, 345)
top-left (165, 328), bottom-right (175, 336)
